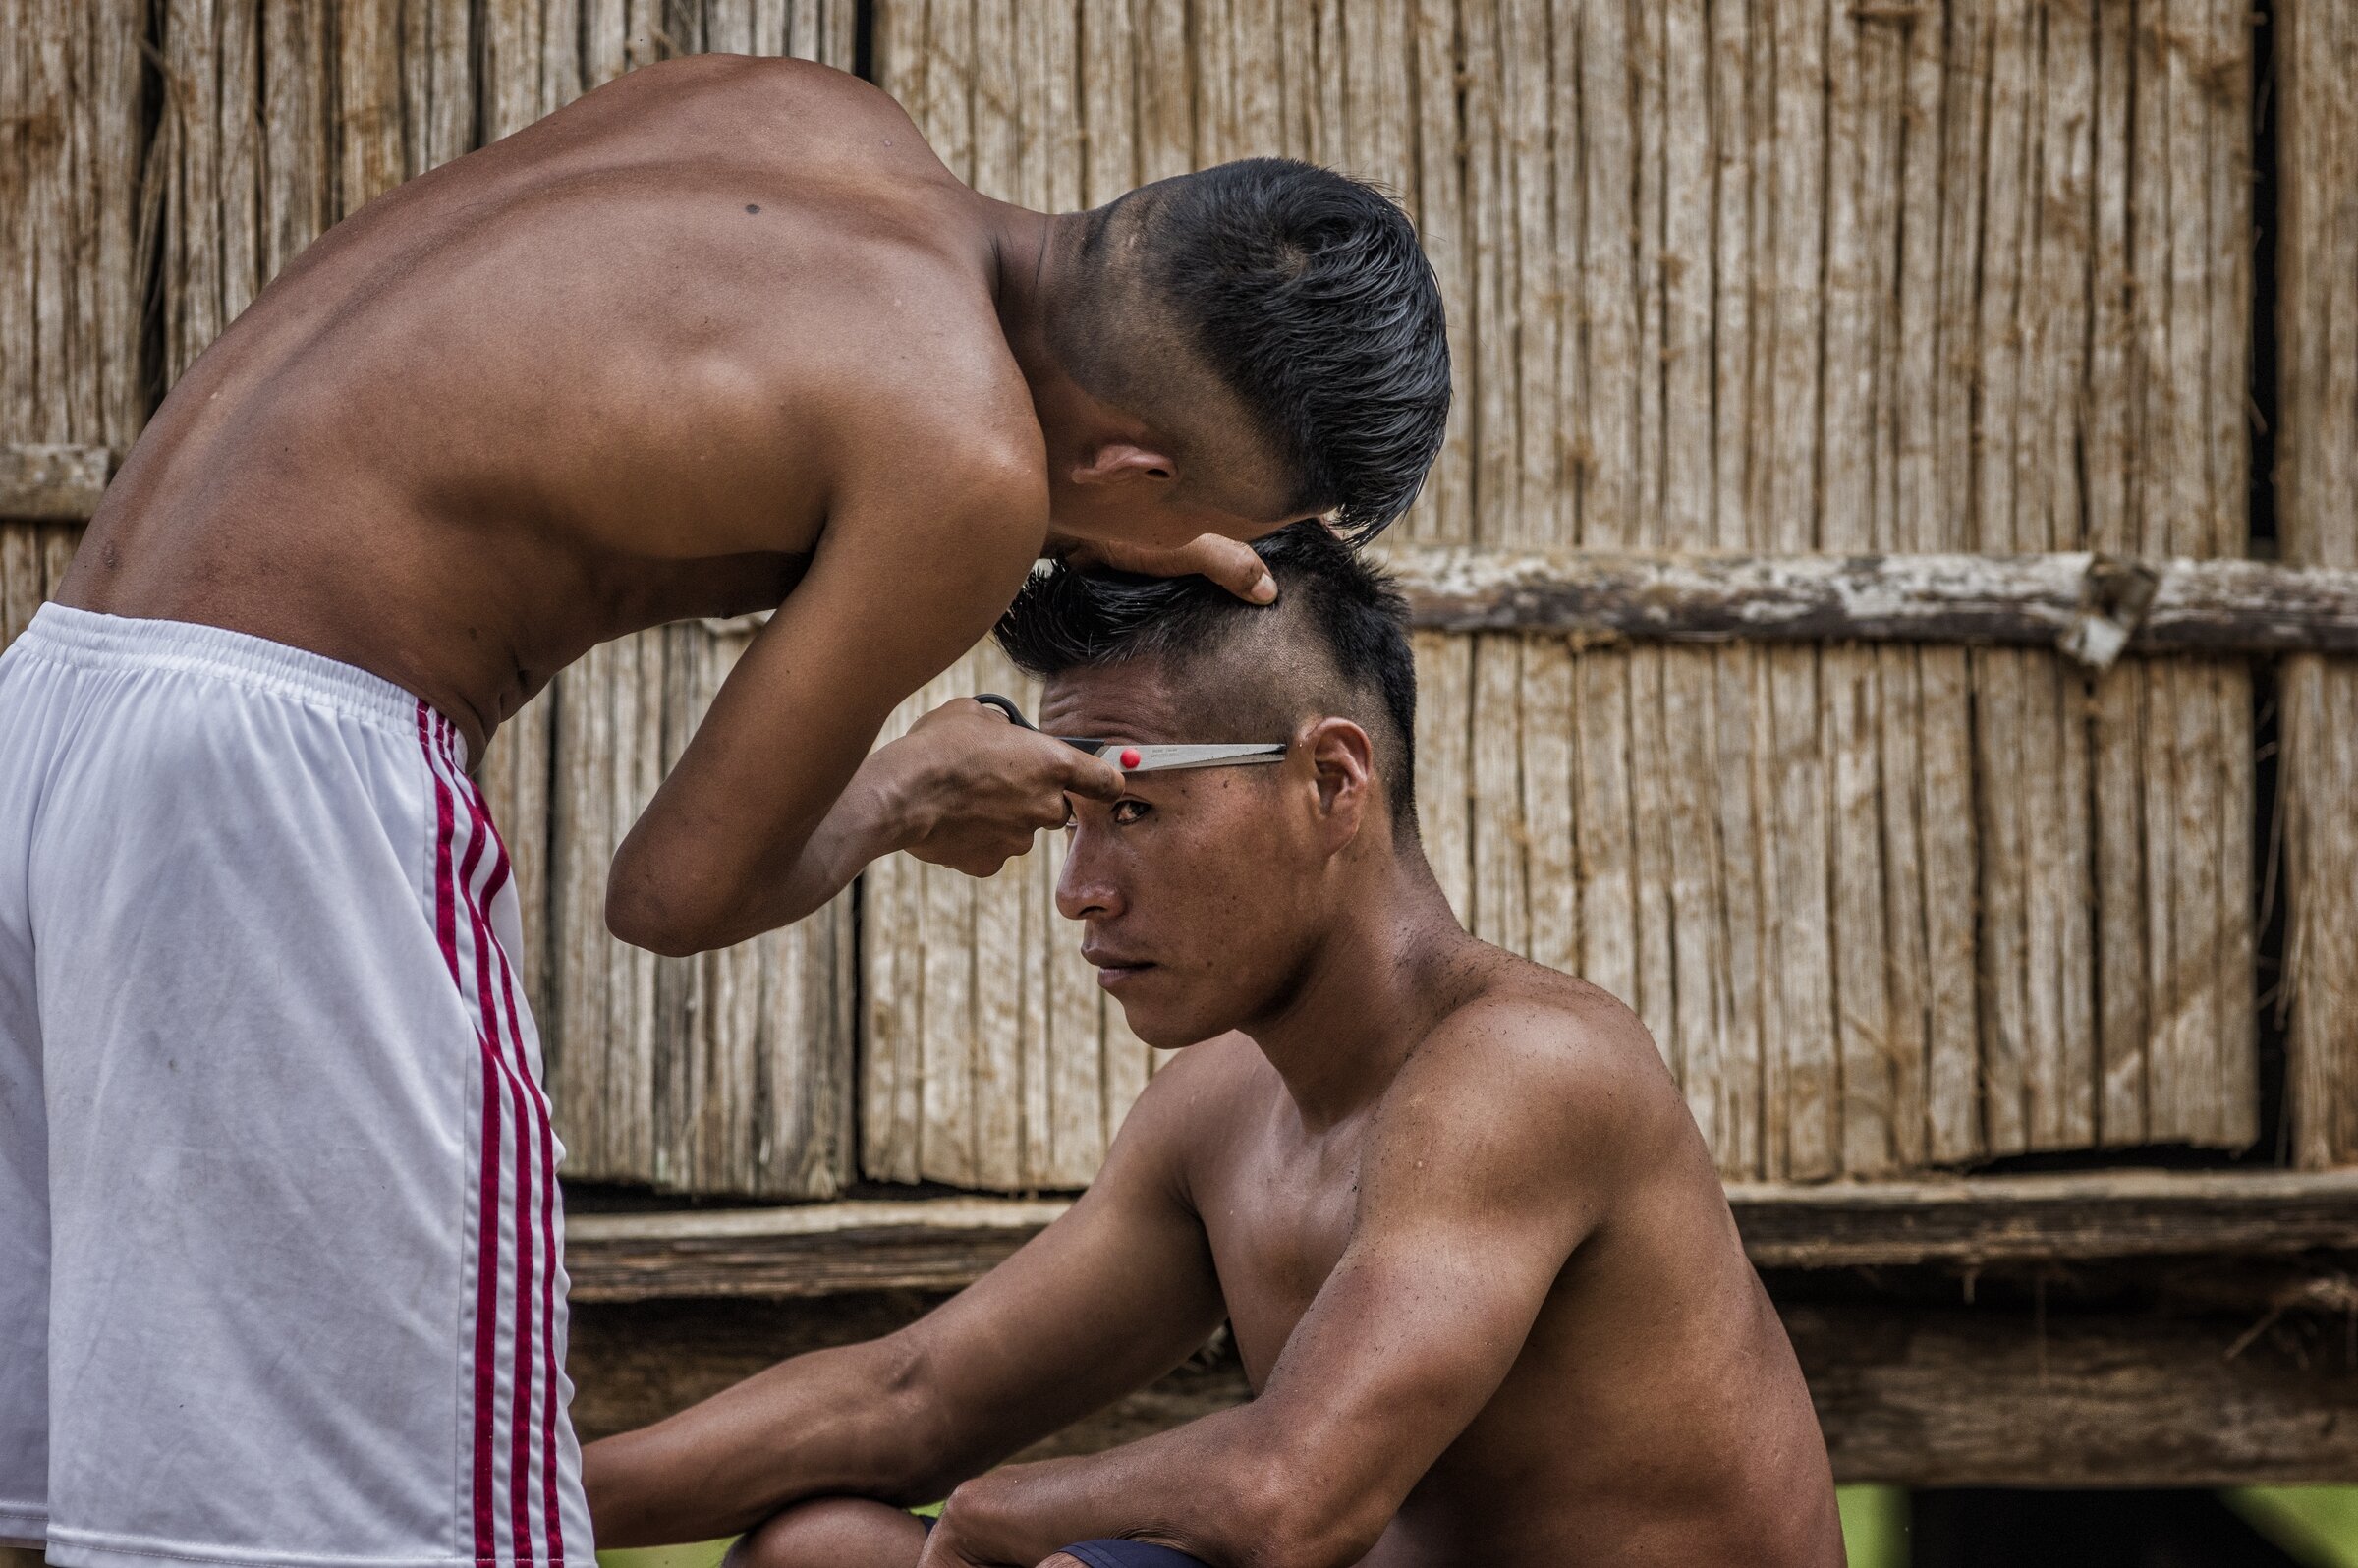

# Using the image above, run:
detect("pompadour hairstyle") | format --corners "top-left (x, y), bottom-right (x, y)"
top-left (1130, 158), bottom-right (1450, 541)
top-left (993, 522), bottom-right (1420, 826)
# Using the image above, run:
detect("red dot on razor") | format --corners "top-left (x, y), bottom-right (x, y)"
top-left (1119, 747), bottom-right (1142, 769)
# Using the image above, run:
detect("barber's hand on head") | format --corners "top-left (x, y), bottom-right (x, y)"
top-left (879, 699), bottom-right (1126, 878)
top-left (1065, 532), bottom-right (1278, 604)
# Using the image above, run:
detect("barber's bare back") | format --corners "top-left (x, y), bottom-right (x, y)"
top-left (58, 56), bottom-right (1452, 957)
top-left (66, 58), bottom-right (1033, 750)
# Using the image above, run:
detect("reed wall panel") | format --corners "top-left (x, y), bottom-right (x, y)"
top-left (524, 5), bottom-right (863, 1196)
top-left (2, 8), bottom-right (143, 644)
top-left (2279, 0), bottom-right (2358, 1169)
top-left (3, 1), bottom-right (2297, 1195)
top-left (865, 0), bottom-right (2262, 1186)
top-left (4, 0), bottom-right (862, 1197)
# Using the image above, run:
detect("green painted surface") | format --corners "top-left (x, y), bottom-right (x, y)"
top-left (1838, 1484), bottom-right (1908, 1568)
top-left (597, 1540), bottom-right (734, 1568)
top-left (2228, 1487), bottom-right (2358, 1568)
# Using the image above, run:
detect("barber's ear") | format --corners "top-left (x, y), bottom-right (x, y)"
top-left (1302, 717), bottom-right (1376, 851)
top-left (1071, 442), bottom-right (1178, 487)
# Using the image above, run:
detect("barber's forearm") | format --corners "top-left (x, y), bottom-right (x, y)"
top-left (608, 756), bottom-right (913, 954)
top-left (585, 1339), bottom-right (933, 1547)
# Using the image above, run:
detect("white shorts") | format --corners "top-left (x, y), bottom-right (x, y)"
top-left (0, 604), bottom-right (593, 1568)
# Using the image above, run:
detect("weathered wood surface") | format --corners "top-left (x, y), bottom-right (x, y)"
top-left (0, 525), bottom-right (83, 650)
top-left (549, 613), bottom-right (859, 1202)
top-left (861, 658), bottom-right (1155, 1190)
top-left (565, 1277), bottom-right (2358, 1484)
top-left (2281, 0), bottom-right (2358, 1170)
top-left (1792, 1298), bottom-right (2358, 1486)
top-left (1, 12), bottom-right (146, 455)
top-left (515, 7), bottom-right (861, 1198)
top-left (1, 9), bottom-right (143, 645)
top-left (0, 444), bottom-right (112, 522)
top-left (16, 0), bottom-right (864, 1196)
top-left (562, 1171), bottom-right (2358, 1301)
top-left (1729, 1169), bottom-right (2358, 1267)
top-left (7, 1), bottom-right (2303, 1196)
top-left (869, 0), bottom-right (2265, 1187)
top-left (1389, 549), bottom-right (2358, 661)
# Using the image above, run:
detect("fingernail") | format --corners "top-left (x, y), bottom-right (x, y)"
top-left (1252, 573), bottom-right (1277, 603)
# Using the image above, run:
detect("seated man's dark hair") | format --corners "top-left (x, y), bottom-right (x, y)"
top-left (994, 522), bottom-right (1420, 828)
top-left (1062, 159), bottom-right (1451, 542)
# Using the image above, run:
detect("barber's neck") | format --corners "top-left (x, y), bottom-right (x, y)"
top-left (986, 203), bottom-right (1080, 377)
top-left (1242, 842), bottom-right (1477, 1134)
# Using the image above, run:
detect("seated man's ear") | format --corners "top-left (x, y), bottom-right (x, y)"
top-left (1302, 717), bottom-right (1377, 851)
top-left (1071, 440), bottom-right (1179, 488)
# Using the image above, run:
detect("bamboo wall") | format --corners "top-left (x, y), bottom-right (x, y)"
top-left (861, 0), bottom-right (2261, 1185)
top-left (3, 2), bottom-right (867, 1198)
top-left (2279, 0), bottom-right (2358, 1170)
top-left (1, 0), bottom-right (2346, 1198)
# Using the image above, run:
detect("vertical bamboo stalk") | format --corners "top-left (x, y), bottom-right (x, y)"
top-left (1470, 636), bottom-right (1529, 954)
top-left (2279, 0), bottom-right (2358, 1167)
top-left (1519, 638), bottom-right (1579, 979)
top-left (1461, 0), bottom-right (1517, 543)
top-left (1823, 0), bottom-right (1894, 1175)
top-left (1414, 629), bottom-right (1475, 924)
top-left (1411, 0), bottom-right (1473, 543)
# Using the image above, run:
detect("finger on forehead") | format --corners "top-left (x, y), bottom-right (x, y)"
top-left (1059, 751), bottom-right (1127, 802)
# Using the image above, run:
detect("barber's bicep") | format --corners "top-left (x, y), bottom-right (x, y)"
top-left (629, 484), bottom-right (1033, 861)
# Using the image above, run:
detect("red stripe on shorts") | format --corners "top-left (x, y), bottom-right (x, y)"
top-left (458, 780), bottom-right (542, 1564)
top-left (473, 790), bottom-right (571, 1567)
top-left (422, 703), bottom-right (508, 1564)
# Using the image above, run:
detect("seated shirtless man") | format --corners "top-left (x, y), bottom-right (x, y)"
top-left (583, 524), bottom-right (1845, 1568)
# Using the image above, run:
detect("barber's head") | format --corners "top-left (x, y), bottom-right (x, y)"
top-left (995, 522), bottom-right (1421, 1047)
top-left (1040, 159), bottom-right (1450, 552)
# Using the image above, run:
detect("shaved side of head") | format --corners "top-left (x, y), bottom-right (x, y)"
top-left (993, 522), bottom-right (1421, 829)
top-left (1049, 159), bottom-right (1451, 541)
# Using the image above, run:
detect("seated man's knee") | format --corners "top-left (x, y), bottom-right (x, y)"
top-left (725, 1496), bottom-right (929, 1568)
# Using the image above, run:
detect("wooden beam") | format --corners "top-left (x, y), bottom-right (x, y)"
top-left (1790, 1299), bottom-right (2358, 1486)
top-left (14, 451), bottom-right (2353, 666)
top-left (562, 1171), bottom-right (2358, 1302)
top-left (565, 1287), bottom-right (2358, 1486)
top-left (0, 446), bottom-right (112, 522)
top-left (566, 1197), bottom-right (1071, 1301)
top-left (1726, 1169), bottom-right (2358, 1266)
top-left (1382, 546), bottom-right (2358, 665)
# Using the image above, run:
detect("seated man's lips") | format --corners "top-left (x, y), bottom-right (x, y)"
top-left (1082, 949), bottom-right (1154, 985)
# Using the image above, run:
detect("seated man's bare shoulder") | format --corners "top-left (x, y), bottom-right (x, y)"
top-left (1375, 962), bottom-right (1691, 1225)
top-left (1102, 1031), bottom-right (1268, 1184)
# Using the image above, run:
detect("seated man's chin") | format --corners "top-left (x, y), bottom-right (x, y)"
top-left (1113, 998), bottom-right (1232, 1053)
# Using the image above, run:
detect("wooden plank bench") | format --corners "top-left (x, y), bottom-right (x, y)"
top-left (563, 1171), bottom-right (2358, 1485)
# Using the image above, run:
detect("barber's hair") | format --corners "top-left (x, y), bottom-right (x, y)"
top-left (993, 522), bottom-right (1420, 827)
top-left (1077, 158), bottom-right (1450, 542)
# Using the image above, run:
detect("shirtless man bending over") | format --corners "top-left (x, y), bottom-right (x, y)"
top-left (584, 524), bottom-right (1845, 1568)
top-left (0, 57), bottom-right (1447, 1568)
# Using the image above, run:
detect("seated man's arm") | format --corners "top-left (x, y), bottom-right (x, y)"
top-left (584, 1060), bottom-right (1227, 1546)
top-left (928, 996), bottom-right (1643, 1568)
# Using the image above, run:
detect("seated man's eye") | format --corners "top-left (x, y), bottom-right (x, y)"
top-left (1112, 800), bottom-right (1151, 826)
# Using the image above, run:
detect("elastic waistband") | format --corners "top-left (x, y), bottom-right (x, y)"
top-left (13, 603), bottom-right (428, 736)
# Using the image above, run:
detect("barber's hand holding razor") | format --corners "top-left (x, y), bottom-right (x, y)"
top-left (876, 698), bottom-right (1125, 877)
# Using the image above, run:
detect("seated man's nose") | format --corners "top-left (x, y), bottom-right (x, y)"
top-left (1055, 863), bottom-right (1124, 922)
